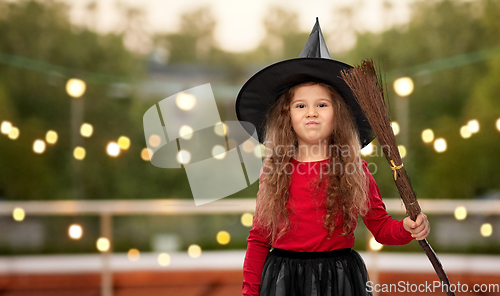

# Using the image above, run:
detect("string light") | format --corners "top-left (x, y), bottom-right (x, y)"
top-left (433, 138), bottom-right (447, 153)
top-left (127, 248), bottom-right (140, 261)
top-left (158, 253), bottom-right (171, 266)
top-left (46, 130), bottom-right (58, 144)
top-left (96, 237), bottom-right (110, 252)
top-left (212, 145), bottom-right (226, 160)
top-left (398, 145), bottom-right (407, 158)
top-left (391, 122), bottom-right (400, 135)
top-left (393, 77), bottom-right (414, 97)
top-left (8, 127), bottom-right (19, 140)
top-left (360, 143), bottom-right (374, 156)
top-left (242, 140), bottom-right (255, 153)
top-left (73, 147), bottom-right (86, 160)
top-left (216, 231), bottom-right (231, 245)
top-left (66, 78), bottom-right (86, 98)
top-left (80, 123), bottom-right (93, 138)
top-left (187, 244), bottom-right (201, 258)
top-left (118, 136), bottom-right (130, 150)
top-left (106, 142), bottom-right (120, 157)
top-left (467, 119), bottom-right (480, 133)
top-left (176, 150), bottom-right (191, 164)
top-left (460, 126), bottom-right (472, 139)
top-left (454, 206), bottom-right (467, 220)
top-left (68, 224), bottom-right (83, 239)
top-left (1, 121), bottom-right (12, 134)
top-left (141, 148), bottom-right (152, 161)
top-left (369, 236), bottom-right (383, 251)
top-left (241, 213), bottom-right (253, 227)
top-left (175, 92), bottom-right (196, 111)
top-left (33, 139), bottom-right (46, 154)
top-left (421, 129), bottom-right (434, 143)
top-left (179, 125), bottom-right (194, 140)
top-left (214, 122), bottom-right (228, 137)
top-left (148, 134), bottom-right (161, 147)
top-left (12, 207), bottom-right (25, 221)
top-left (480, 223), bottom-right (493, 237)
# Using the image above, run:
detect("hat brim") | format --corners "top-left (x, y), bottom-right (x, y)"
top-left (236, 58), bottom-right (375, 148)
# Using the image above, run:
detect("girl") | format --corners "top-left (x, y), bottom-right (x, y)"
top-left (235, 19), bottom-right (430, 296)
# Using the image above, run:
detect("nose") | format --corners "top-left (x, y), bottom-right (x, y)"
top-left (306, 106), bottom-right (318, 118)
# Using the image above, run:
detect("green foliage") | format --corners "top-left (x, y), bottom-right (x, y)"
top-left (345, 0), bottom-right (500, 199)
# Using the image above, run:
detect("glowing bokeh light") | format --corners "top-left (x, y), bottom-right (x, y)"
top-left (46, 130), bottom-right (58, 144)
top-left (398, 145), bottom-right (407, 158)
top-left (242, 140), bottom-right (255, 153)
top-left (214, 122), bottom-right (228, 137)
top-left (118, 136), bottom-right (130, 150)
top-left (68, 224), bottom-right (83, 239)
top-left (454, 206), bottom-right (467, 220)
top-left (176, 150), bottom-right (191, 164)
top-left (460, 126), bottom-right (472, 139)
top-left (175, 92), bottom-right (196, 111)
top-left (13, 207), bottom-right (25, 221)
top-left (8, 127), bottom-right (19, 140)
top-left (467, 119), bottom-right (480, 133)
top-left (106, 142), bottom-right (120, 157)
top-left (141, 148), bottom-right (152, 161)
top-left (241, 213), bottom-right (253, 227)
top-left (369, 237), bottom-right (383, 251)
top-left (187, 244), bottom-right (202, 258)
top-left (360, 143), bottom-right (374, 156)
top-left (158, 253), bottom-right (171, 266)
top-left (148, 134), bottom-right (161, 147)
top-left (128, 248), bottom-right (140, 261)
top-left (212, 145), bottom-right (226, 160)
top-left (421, 129), bottom-right (434, 143)
top-left (179, 125), bottom-right (194, 140)
top-left (1, 121), bottom-right (12, 134)
top-left (393, 77), bottom-right (414, 97)
top-left (480, 223), bottom-right (493, 237)
top-left (433, 138), bottom-right (447, 153)
top-left (391, 122), bottom-right (400, 136)
top-left (66, 78), bottom-right (86, 98)
top-left (73, 147), bottom-right (86, 160)
top-left (96, 237), bottom-right (110, 252)
top-left (80, 123), bottom-right (93, 138)
top-left (216, 231), bottom-right (231, 245)
top-left (33, 139), bottom-right (46, 154)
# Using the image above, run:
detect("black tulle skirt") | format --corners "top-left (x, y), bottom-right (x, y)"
top-left (259, 248), bottom-right (372, 296)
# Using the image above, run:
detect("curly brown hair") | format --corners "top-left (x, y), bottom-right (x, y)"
top-left (254, 81), bottom-right (370, 243)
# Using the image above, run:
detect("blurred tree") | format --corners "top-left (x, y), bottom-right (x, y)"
top-left (0, 0), bottom-right (189, 200)
top-left (153, 6), bottom-right (217, 63)
top-left (345, 0), bottom-right (500, 199)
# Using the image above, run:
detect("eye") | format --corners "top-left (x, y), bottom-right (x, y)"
top-left (295, 104), bottom-right (305, 108)
top-left (318, 103), bottom-right (328, 107)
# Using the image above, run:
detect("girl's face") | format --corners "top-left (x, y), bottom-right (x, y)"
top-left (290, 84), bottom-right (334, 147)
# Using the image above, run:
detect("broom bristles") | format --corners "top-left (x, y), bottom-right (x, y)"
top-left (340, 60), bottom-right (420, 220)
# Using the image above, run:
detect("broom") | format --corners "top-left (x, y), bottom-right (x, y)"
top-left (340, 60), bottom-right (454, 296)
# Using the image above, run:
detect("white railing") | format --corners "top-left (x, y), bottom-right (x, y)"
top-left (1, 198), bottom-right (499, 296)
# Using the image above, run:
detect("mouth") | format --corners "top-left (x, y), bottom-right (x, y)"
top-left (306, 121), bottom-right (319, 126)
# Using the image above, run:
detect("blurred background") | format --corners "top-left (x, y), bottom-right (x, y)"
top-left (0, 0), bottom-right (499, 295)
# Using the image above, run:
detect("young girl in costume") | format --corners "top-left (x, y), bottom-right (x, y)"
top-left (236, 19), bottom-right (430, 296)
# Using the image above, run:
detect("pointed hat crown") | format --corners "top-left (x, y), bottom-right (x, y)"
top-left (235, 18), bottom-right (374, 148)
top-left (299, 18), bottom-right (331, 59)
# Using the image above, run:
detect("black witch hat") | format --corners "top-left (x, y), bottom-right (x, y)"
top-left (235, 18), bottom-right (375, 148)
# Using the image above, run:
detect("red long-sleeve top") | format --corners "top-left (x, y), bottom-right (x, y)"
top-left (242, 157), bottom-right (414, 296)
